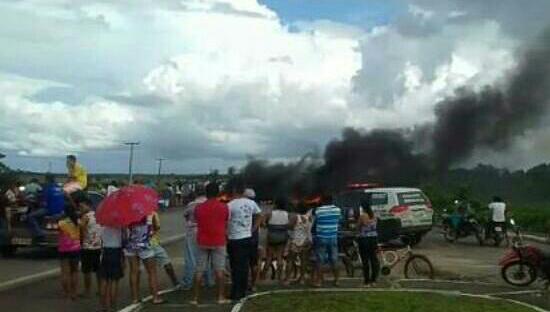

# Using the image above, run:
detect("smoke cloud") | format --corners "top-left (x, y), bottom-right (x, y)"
top-left (234, 28), bottom-right (550, 197)
top-left (431, 28), bottom-right (550, 169)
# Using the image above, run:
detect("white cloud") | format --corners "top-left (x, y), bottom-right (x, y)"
top-left (0, 0), bottom-right (548, 172)
top-left (0, 74), bottom-right (137, 156)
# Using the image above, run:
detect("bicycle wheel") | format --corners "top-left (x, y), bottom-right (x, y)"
top-left (404, 254), bottom-right (434, 279)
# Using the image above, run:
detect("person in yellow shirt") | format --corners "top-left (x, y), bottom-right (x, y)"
top-left (66, 155), bottom-right (88, 189)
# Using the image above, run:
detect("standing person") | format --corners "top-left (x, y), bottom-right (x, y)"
top-left (26, 174), bottom-right (64, 241)
top-left (287, 204), bottom-right (313, 284)
top-left (107, 181), bottom-right (119, 196)
top-left (262, 197), bottom-right (290, 284)
top-left (58, 200), bottom-right (81, 300)
top-left (99, 226), bottom-right (125, 312)
top-left (487, 196), bottom-right (507, 237)
top-left (357, 198), bottom-right (379, 287)
top-left (227, 182), bottom-right (261, 301)
top-left (24, 178), bottom-right (42, 197)
top-left (125, 217), bottom-right (163, 305)
top-left (80, 197), bottom-right (102, 297)
top-left (181, 188), bottom-right (213, 290)
top-left (192, 182), bottom-right (229, 305)
top-left (66, 155), bottom-right (88, 190)
top-left (244, 188), bottom-right (262, 292)
top-left (150, 212), bottom-right (180, 288)
top-left (312, 194), bottom-right (341, 287)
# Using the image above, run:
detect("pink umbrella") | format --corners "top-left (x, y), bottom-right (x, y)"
top-left (96, 185), bottom-right (159, 227)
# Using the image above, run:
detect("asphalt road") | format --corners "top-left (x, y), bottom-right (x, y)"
top-left (0, 208), bottom-right (184, 289)
top-left (1, 219), bottom-right (549, 312)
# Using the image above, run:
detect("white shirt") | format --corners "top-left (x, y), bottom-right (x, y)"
top-left (489, 202), bottom-right (506, 222)
top-left (101, 226), bottom-right (123, 248)
top-left (227, 197), bottom-right (261, 240)
top-left (107, 185), bottom-right (119, 196)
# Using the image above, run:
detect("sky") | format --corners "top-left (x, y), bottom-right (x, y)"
top-left (1, 0), bottom-right (550, 174)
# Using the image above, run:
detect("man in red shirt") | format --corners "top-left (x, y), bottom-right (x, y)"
top-left (192, 182), bottom-right (229, 305)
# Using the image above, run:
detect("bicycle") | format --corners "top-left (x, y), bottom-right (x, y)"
top-left (341, 238), bottom-right (434, 280)
top-left (378, 242), bottom-right (434, 279)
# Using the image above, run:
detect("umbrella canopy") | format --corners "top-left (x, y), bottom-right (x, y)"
top-left (96, 185), bottom-right (159, 227)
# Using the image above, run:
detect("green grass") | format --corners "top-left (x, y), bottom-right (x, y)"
top-left (509, 203), bottom-right (550, 234)
top-left (242, 291), bottom-right (537, 312)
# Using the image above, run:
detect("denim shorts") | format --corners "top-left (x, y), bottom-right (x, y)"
top-left (125, 246), bottom-right (155, 260)
top-left (152, 245), bottom-right (172, 267)
top-left (314, 237), bottom-right (339, 266)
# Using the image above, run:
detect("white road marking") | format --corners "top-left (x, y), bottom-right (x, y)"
top-left (0, 234), bottom-right (185, 293)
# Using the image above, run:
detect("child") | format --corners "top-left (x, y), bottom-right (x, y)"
top-left (80, 198), bottom-right (102, 297)
top-left (99, 225), bottom-right (125, 312)
top-left (287, 207), bottom-right (313, 284)
top-left (58, 201), bottom-right (81, 300)
top-left (150, 212), bottom-right (180, 288)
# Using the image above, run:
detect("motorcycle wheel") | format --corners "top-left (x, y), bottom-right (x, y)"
top-left (404, 254), bottom-right (434, 280)
top-left (501, 261), bottom-right (537, 287)
top-left (475, 229), bottom-right (484, 246)
top-left (444, 228), bottom-right (457, 243)
top-left (494, 234), bottom-right (503, 247)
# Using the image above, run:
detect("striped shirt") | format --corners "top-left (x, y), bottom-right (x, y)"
top-left (313, 205), bottom-right (341, 239)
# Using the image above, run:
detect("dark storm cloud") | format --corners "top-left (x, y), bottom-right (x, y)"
top-left (430, 28), bottom-right (550, 169)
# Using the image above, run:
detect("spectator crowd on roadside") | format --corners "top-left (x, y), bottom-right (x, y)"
top-left (1, 154), bottom-right (390, 311)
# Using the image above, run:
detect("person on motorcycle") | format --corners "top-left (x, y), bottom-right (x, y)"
top-left (487, 196), bottom-right (507, 238)
top-left (26, 174), bottom-right (65, 241)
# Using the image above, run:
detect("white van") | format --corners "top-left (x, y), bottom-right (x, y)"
top-left (335, 187), bottom-right (434, 245)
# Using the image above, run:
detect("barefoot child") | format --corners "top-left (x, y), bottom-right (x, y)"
top-left (80, 198), bottom-right (102, 297)
top-left (58, 201), bottom-right (81, 300)
top-left (99, 226), bottom-right (125, 312)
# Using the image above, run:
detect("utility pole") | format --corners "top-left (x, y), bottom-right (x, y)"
top-left (125, 142), bottom-right (140, 185)
top-left (156, 158), bottom-right (166, 186)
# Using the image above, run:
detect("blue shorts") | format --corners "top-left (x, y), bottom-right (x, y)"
top-left (314, 237), bottom-right (339, 266)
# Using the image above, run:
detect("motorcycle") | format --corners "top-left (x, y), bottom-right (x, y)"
top-left (485, 221), bottom-right (507, 247)
top-left (442, 210), bottom-right (484, 245)
top-left (500, 219), bottom-right (549, 287)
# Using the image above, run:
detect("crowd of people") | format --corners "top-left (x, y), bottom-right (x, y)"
top-left (1, 155), bottom-right (387, 311)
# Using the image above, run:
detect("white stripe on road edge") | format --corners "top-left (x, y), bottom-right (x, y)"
top-left (0, 233), bottom-right (185, 293)
top-left (485, 290), bottom-right (543, 296)
top-left (0, 268), bottom-right (60, 293)
top-left (229, 288), bottom-right (549, 312)
top-left (118, 287), bottom-right (178, 312)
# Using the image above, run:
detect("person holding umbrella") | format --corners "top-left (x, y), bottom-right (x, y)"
top-left (96, 184), bottom-right (164, 305)
top-left (126, 216), bottom-right (162, 304)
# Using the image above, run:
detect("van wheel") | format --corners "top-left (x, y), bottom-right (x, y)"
top-left (401, 235), bottom-right (421, 246)
top-left (1, 245), bottom-right (17, 257)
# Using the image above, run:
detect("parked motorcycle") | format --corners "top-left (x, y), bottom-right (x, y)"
top-left (442, 210), bottom-right (484, 245)
top-left (500, 219), bottom-right (550, 287)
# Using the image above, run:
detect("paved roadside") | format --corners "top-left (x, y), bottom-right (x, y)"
top-left (0, 239), bottom-right (185, 312)
top-left (0, 207), bottom-right (184, 292)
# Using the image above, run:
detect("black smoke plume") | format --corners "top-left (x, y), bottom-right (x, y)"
top-left (233, 28), bottom-right (550, 198)
top-left (431, 28), bottom-right (550, 169)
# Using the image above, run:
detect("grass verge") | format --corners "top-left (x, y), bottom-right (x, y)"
top-left (241, 291), bottom-right (538, 312)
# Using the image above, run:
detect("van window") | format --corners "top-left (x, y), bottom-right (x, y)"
top-left (369, 192), bottom-right (388, 205)
top-left (398, 192), bottom-right (427, 205)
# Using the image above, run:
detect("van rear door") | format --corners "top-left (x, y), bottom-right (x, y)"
top-left (397, 191), bottom-right (433, 227)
